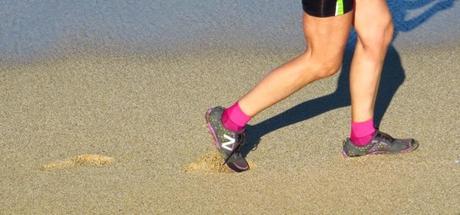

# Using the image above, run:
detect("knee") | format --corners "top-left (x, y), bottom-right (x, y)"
top-left (303, 54), bottom-right (343, 80)
top-left (384, 22), bottom-right (394, 45)
top-left (357, 19), bottom-right (394, 56)
top-left (313, 61), bottom-right (342, 79)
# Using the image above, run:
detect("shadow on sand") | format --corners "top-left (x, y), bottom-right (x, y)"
top-left (240, 0), bottom-right (454, 157)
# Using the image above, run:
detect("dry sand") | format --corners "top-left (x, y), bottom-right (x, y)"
top-left (0, 44), bottom-right (459, 214)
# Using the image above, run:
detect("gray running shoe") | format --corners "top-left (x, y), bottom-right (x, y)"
top-left (342, 130), bottom-right (419, 157)
top-left (205, 106), bottom-right (249, 172)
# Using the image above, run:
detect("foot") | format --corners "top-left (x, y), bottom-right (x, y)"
top-left (342, 130), bottom-right (419, 157)
top-left (205, 106), bottom-right (249, 172)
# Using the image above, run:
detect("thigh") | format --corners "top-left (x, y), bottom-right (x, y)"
top-left (302, 10), bottom-right (353, 62)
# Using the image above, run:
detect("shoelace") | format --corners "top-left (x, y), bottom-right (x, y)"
top-left (375, 131), bottom-right (395, 143)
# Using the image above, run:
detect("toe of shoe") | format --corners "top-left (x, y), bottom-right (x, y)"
top-left (409, 139), bottom-right (419, 151)
top-left (227, 158), bottom-right (249, 172)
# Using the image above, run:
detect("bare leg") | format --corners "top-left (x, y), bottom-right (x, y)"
top-left (238, 12), bottom-right (354, 117)
top-left (350, 0), bottom-right (394, 122)
top-left (344, 2), bottom-right (420, 155)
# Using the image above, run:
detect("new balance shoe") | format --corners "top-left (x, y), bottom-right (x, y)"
top-left (205, 106), bottom-right (249, 172)
top-left (342, 130), bottom-right (419, 157)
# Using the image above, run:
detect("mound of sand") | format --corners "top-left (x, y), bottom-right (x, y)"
top-left (41, 154), bottom-right (114, 171)
top-left (185, 150), bottom-right (255, 173)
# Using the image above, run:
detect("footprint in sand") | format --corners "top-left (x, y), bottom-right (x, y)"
top-left (185, 150), bottom-right (255, 173)
top-left (41, 154), bottom-right (114, 171)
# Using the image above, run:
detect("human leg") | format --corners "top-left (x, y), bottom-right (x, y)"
top-left (348, 0), bottom-right (393, 145)
top-left (237, 11), bottom-right (353, 119)
top-left (220, 11), bottom-right (354, 136)
top-left (343, 0), bottom-right (418, 155)
top-left (206, 2), bottom-right (354, 171)
top-left (350, 0), bottom-right (394, 124)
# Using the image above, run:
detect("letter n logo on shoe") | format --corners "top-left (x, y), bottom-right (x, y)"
top-left (221, 134), bottom-right (235, 151)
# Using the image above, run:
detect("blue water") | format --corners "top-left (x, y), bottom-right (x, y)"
top-left (0, 0), bottom-right (458, 64)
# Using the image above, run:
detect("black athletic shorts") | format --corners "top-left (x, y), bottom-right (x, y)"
top-left (302, 0), bottom-right (353, 17)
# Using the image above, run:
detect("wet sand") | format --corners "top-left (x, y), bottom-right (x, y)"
top-left (1, 1), bottom-right (460, 214)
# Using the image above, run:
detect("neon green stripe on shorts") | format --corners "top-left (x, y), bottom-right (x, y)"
top-left (335, 0), bottom-right (344, 16)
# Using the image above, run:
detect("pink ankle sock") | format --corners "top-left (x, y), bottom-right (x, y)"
top-left (221, 102), bottom-right (251, 132)
top-left (350, 119), bottom-right (376, 146)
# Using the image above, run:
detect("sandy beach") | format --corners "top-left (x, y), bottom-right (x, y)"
top-left (1, 1), bottom-right (459, 214)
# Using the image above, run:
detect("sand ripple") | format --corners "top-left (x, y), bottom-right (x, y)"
top-left (41, 154), bottom-right (114, 171)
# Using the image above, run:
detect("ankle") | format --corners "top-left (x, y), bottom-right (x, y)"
top-left (221, 102), bottom-right (251, 132)
top-left (350, 119), bottom-right (376, 146)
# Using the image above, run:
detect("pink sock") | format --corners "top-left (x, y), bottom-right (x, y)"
top-left (350, 119), bottom-right (376, 146)
top-left (221, 102), bottom-right (251, 132)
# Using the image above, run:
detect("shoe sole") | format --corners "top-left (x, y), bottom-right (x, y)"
top-left (342, 140), bottom-right (420, 158)
top-left (205, 108), bottom-right (249, 172)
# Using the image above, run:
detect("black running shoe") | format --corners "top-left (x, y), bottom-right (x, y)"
top-left (342, 130), bottom-right (419, 157)
top-left (205, 106), bottom-right (249, 172)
